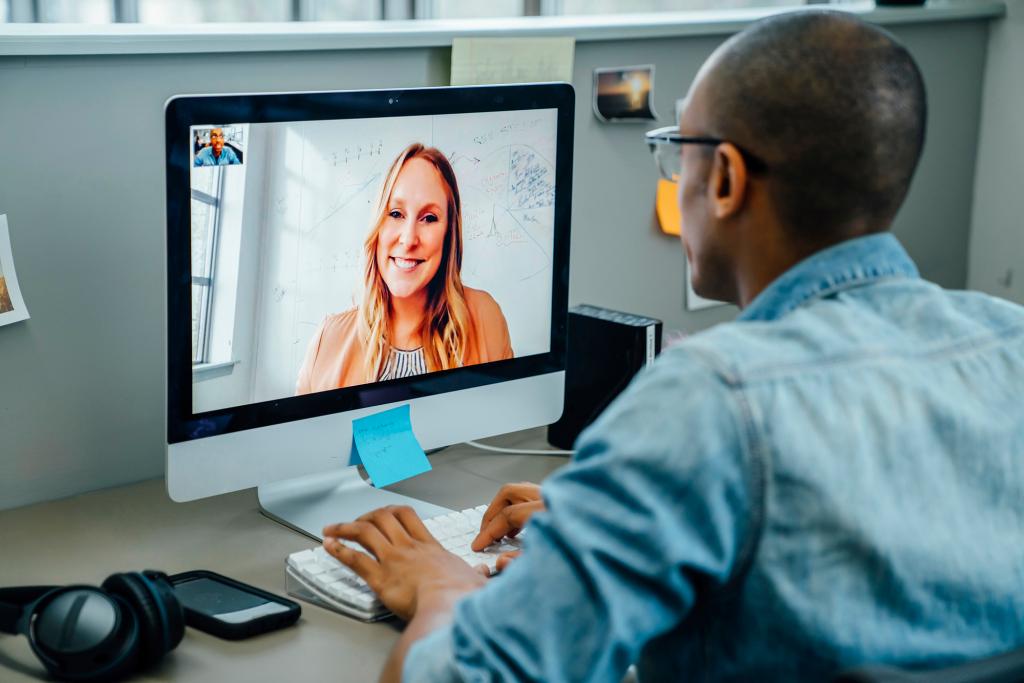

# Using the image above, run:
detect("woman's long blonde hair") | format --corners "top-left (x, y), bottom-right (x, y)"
top-left (359, 143), bottom-right (472, 380)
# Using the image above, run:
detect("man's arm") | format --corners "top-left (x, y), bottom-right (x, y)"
top-left (329, 348), bottom-right (760, 682)
top-left (379, 588), bottom-right (465, 683)
top-left (380, 481), bottom-right (545, 681)
top-left (321, 506), bottom-right (489, 683)
top-left (431, 350), bottom-right (760, 681)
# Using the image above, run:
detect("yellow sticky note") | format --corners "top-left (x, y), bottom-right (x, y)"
top-left (656, 178), bottom-right (681, 236)
top-left (450, 37), bottom-right (575, 86)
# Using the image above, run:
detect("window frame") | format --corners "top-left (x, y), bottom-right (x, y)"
top-left (190, 167), bottom-right (223, 366)
top-left (7, 0), bottom-right (565, 22)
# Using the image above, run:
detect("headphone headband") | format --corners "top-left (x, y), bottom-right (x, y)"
top-left (0, 586), bottom-right (58, 634)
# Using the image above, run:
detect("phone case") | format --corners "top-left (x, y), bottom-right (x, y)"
top-left (169, 570), bottom-right (301, 640)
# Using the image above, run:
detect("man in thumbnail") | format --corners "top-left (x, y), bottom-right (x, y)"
top-left (193, 127), bottom-right (240, 166)
top-left (296, 143), bottom-right (512, 393)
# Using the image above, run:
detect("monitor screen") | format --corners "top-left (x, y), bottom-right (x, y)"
top-left (166, 86), bottom-right (573, 443)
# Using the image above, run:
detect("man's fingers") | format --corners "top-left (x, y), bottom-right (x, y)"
top-left (391, 505), bottom-right (437, 544)
top-left (358, 506), bottom-right (412, 545)
top-left (472, 512), bottom-right (514, 551)
top-left (495, 550), bottom-right (522, 573)
top-left (479, 482), bottom-right (541, 530)
top-left (505, 500), bottom-right (543, 528)
top-left (322, 520), bottom-right (390, 558)
top-left (323, 537), bottom-right (380, 585)
top-left (471, 500), bottom-right (541, 551)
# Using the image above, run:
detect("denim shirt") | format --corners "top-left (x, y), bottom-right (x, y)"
top-left (193, 145), bottom-right (240, 166)
top-left (405, 233), bottom-right (1024, 682)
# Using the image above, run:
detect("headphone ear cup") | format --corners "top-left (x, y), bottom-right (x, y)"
top-left (28, 588), bottom-right (140, 683)
top-left (141, 570), bottom-right (185, 650)
top-left (100, 572), bottom-right (183, 670)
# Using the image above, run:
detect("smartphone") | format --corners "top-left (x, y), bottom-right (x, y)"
top-left (169, 570), bottom-right (301, 640)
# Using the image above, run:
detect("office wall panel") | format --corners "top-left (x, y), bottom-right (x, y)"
top-left (0, 17), bottom-right (992, 510)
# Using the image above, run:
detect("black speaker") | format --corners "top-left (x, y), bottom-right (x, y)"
top-left (548, 305), bottom-right (662, 450)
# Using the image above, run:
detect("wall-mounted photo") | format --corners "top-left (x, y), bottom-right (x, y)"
top-left (0, 215), bottom-right (30, 326)
top-left (593, 65), bottom-right (658, 122)
top-left (192, 125), bottom-right (246, 166)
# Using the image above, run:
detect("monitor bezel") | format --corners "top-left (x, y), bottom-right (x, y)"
top-left (166, 84), bottom-right (573, 444)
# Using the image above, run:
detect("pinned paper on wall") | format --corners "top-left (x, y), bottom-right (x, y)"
top-left (0, 215), bottom-right (30, 327)
top-left (450, 37), bottom-right (575, 86)
top-left (350, 404), bottom-right (431, 488)
top-left (656, 178), bottom-right (681, 236)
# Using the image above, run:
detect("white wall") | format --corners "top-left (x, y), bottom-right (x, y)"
top-left (0, 10), bottom-right (1000, 511)
top-left (968, 0), bottom-right (1024, 303)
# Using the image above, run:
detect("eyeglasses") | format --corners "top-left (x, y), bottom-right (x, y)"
top-left (644, 126), bottom-right (766, 182)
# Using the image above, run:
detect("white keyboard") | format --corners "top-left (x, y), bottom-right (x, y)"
top-left (285, 504), bottom-right (523, 621)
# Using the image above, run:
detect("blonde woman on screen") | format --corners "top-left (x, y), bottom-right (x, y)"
top-left (296, 143), bottom-right (513, 394)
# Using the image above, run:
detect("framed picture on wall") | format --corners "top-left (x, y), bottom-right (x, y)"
top-left (593, 64), bottom-right (658, 122)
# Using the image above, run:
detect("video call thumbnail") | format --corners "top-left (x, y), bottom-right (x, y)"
top-left (193, 125), bottom-right (245, 167)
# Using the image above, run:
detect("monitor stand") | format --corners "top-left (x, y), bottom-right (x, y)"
top-left (257, 467), bottom-right (452, 541)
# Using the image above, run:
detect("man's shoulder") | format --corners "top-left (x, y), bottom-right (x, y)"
top-left (594, 342), bottom-right (741, 436)
top-left (671, 319), bottom-right (810, 384)
top-left (679, 293), bottom-right (902, 384)
top-left (684, 280), bottom-right (1024, 383)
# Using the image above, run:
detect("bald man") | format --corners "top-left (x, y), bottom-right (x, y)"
top-left (322, 10), bottom-right (1024, 682)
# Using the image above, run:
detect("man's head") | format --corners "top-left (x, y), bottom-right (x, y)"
top-left (676, 10), bottom-right (927, 305)
top-left (210, 128), bottom-right (225, 156)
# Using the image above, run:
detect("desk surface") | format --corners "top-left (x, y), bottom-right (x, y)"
top-left (0, 428), bottom-right (566, 682)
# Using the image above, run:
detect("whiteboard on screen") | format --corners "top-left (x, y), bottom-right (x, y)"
top-left (249, 109), bottom-right (559, 402)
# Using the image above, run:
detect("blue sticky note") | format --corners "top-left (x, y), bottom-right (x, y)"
top-left (350, 405), bottom-right (431, 488)
top-left (348, 436), bottom-right (362, 467)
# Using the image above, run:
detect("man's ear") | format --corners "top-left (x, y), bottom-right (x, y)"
top-left (710, 142), bottom-right (748, 219)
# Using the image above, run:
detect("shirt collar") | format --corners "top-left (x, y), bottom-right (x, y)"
top-left (738, 232), bottom-right (920, 322)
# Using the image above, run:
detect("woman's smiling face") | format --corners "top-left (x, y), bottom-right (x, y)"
top-left (375, 157), bottom-right (449, 301)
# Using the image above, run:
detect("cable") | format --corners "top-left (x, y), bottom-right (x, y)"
top-left (464, 440), bottom-right (574, 456)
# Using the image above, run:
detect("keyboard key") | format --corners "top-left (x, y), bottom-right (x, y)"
top-left (328, 581), bottom-right (352, 596)
top-left (290, 549), bottom-right (316, 565)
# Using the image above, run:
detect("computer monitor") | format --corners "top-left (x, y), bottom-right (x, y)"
top-left (165, 84), bottom-right (574, 539)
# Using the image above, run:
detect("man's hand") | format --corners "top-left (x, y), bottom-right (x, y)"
top-left (322, 505), bottom-right (488, 622)
top-left (471, 482), bottom-right (545, 552)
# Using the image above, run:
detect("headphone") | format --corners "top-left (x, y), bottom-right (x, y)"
top-left (0, 570), bottom-right (184, 682)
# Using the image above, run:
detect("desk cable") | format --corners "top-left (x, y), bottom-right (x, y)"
top-left (464, 441), bottom-right (574, 456)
